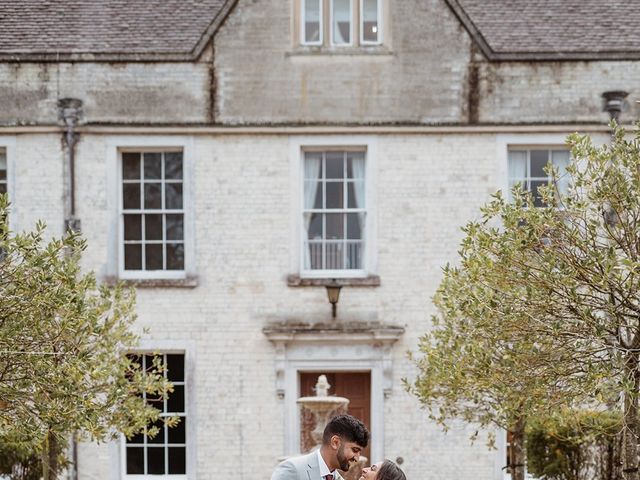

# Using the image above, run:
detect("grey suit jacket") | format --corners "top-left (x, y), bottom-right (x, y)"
top-left (271, 451), bottom-right (343, 480)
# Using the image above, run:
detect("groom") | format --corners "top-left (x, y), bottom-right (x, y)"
top-left (271, 414), bottom-right (370, 480)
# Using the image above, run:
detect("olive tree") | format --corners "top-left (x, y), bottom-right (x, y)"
top-left (410, 125), bottom-right (640, 479)
top-left (0, 195), bottom-right (173, 479)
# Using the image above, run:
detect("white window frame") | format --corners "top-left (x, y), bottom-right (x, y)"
top-left (330, 0), bottom-right (354, 47)
top-left (497, 133), bottom-right (609, 202)
top-left (301, 0), bottom-right (324, 46)
top-left (118, 340), bottom-right (197, 480)
top-left (106, 136), bottom-right (195, 281)
top-left (0, 137), bottom-right (16, 229)
top-left (359, 0), bottom-right (383, 45)
top-left (507, 148), bottom-right (570, 204)
top-left (290, 135), bottom-right (377, 279)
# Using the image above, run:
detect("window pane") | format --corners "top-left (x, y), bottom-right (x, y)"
top-left (166, 183), bottom-right (183, 209)
top-left (304, 0), bottom-right (321, 43)
top-left (347, 181), bottom-right (364, 208)
top-left (552, 150), bottom-right (571, 195)
top-left (144, 153), bottom-right (162, 179)
top-left (326, 182), bottom-right (344, 208)
top-left (166, 354), bottom-right (185, 382)
top-left (168, 447), bottom-right (186, 475)
top-left (168, 419), bottom-right (186, 444)
top-left (531, 180), bottom-right (547, 207)
top-left (346, 152), bottom-right (365, 179)
top-left (167, 385), bottom-right (185, 413)
top-left (126, 447), bottom-right (144, 474)
top-left (307, 242), bottom-right (323, 269)
top-left (145, 214), bottom-right (163, 241)
top-left (306, 213), bottom-right (323, 240)
top-left (347, 241), bottom-right (362, 269)
top-left (124, 244), bottom-right (142, 270)
top-left (166, 244), bottom-right (185, 270)
top-left (552, 150), bottom-right (570, 169)
top-left (144, 183), bottom-right (162, 209)
top-left (123, 183), bottom-right (140, 210)
top-left (326, 213), bottom-right (344, 239)
top-left (332, 0), bottom-right (351, 44)
top-left (147, 447), bottom-right (165, 475)
top-left (508, 151), bottom-right (527, 181)
top-left (0, 184), bottom-right (5, 195)
top-left (145, 244), bottom-right (163, 270)
top-left (362, 0), bottom-right (379, 42)
top-left (127, 430), bottom-right (145, 444)
top-left (304, 152), bottom-right (322, 179)
top-left (124, 214), bottom-right (142, 241)
top-left (122, 152), bottom-right (140, 180)
top-left (165, 152), bottom-right (183, 179)
top-left (304, 181), bottom-right (323, 209)
top-left (166, 214), bottom-right (184, 241)
top-left (148, 419), bottom-right (165, 444)
top-left (326, 152), bottom-right (344, 178)
top-left (326, 242), bottom-right (344, 269)
top-left (530, 150), bottom-right (549, 178)
top-left (347, 213), bottom-right (363, 239)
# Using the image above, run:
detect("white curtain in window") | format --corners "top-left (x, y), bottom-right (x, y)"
top-left (508, 151), bottom-right (527, 194)
top-left (304, 154), bottom-right (322, 269)
top-left (304, 0), bottom-right (321, 43)
top-left (332, 0), bottom-right (351, 44)
top-left (552, 150), bottom-right (571, 195)
top-left (351, 155), bottom-right (366, 235)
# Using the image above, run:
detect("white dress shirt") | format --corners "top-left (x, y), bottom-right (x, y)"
top-left (317, 449), bottom-right (334, 480)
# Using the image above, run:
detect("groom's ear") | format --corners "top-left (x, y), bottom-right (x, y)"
top-left (330, 435), bottom-right (341, 450)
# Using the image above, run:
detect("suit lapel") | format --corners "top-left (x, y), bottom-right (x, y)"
top-left (306, 451), bottom-right (320, 480)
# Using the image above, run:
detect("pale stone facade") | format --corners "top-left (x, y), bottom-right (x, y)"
top-left (0, 1), bottom-right (634, 480)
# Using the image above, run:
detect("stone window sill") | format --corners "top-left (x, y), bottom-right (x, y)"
top-left (286, 46), bottom-right (394, 58)
top-left (287, 274), bottom-right (380, 287)
top-left (103, 276), bottom-right (199, 289)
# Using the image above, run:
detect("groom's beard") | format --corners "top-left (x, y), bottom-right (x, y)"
top-left (336, 445), bottom-right (351, 471)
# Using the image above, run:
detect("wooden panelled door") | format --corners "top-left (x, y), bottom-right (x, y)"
top-left (300, 371), bottom-right (372, 465)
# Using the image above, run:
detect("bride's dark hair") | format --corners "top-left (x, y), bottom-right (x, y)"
top-left (376, 460), bottom-right (406, 480)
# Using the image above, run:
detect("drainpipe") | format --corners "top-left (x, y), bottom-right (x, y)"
top-left (57, 98), bottom-right (82, 233)
top-left (57, 98), bottom-right (82, 480)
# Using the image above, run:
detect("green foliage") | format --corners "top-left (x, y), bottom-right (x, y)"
top-left (526, 410), bottom-right (622, 480)
top-left (408, 123), bottom-right (640, 479)
top-left (0, 430), bottom-right (54, 480)
top-left (0, 194), bottom-right (174, 478)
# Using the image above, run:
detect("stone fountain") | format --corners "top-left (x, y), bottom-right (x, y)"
top-left (297, 375), bottom-right (367, 480)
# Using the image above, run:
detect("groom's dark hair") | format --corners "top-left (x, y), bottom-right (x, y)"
top-left (322, 414), bottom-right (369, 447)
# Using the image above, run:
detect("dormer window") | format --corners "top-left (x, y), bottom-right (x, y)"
top-left (300, 0), bottom-right (383, 47)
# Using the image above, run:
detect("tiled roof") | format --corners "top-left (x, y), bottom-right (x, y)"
top-left (2, 0), bottom-right (640, 62)
top-left (0, 0), bottom-right (236, 61)
top-left (447, 0), bottom-right (640, 60)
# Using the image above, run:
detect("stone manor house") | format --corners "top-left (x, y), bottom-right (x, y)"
top-left (1, 1), bottom-right (639, 479)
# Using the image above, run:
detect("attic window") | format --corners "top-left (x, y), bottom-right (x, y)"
top-left (300, 0), bottom-right (383, 47)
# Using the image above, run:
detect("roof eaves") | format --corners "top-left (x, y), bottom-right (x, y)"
top-left (0, 51), bottom-right (195, 63)
top-left (491, 51), bottom-right (640, 62)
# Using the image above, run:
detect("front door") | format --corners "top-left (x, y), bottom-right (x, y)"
top-left (300, 371), bottom-right (372, 464)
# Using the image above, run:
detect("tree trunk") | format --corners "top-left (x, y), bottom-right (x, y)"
top-left (510, 417), bottom-right (526, 480)
top-left (41, 429), bottom-right (59, 480)
top-left (622, 352), bottom-right (640, 480)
